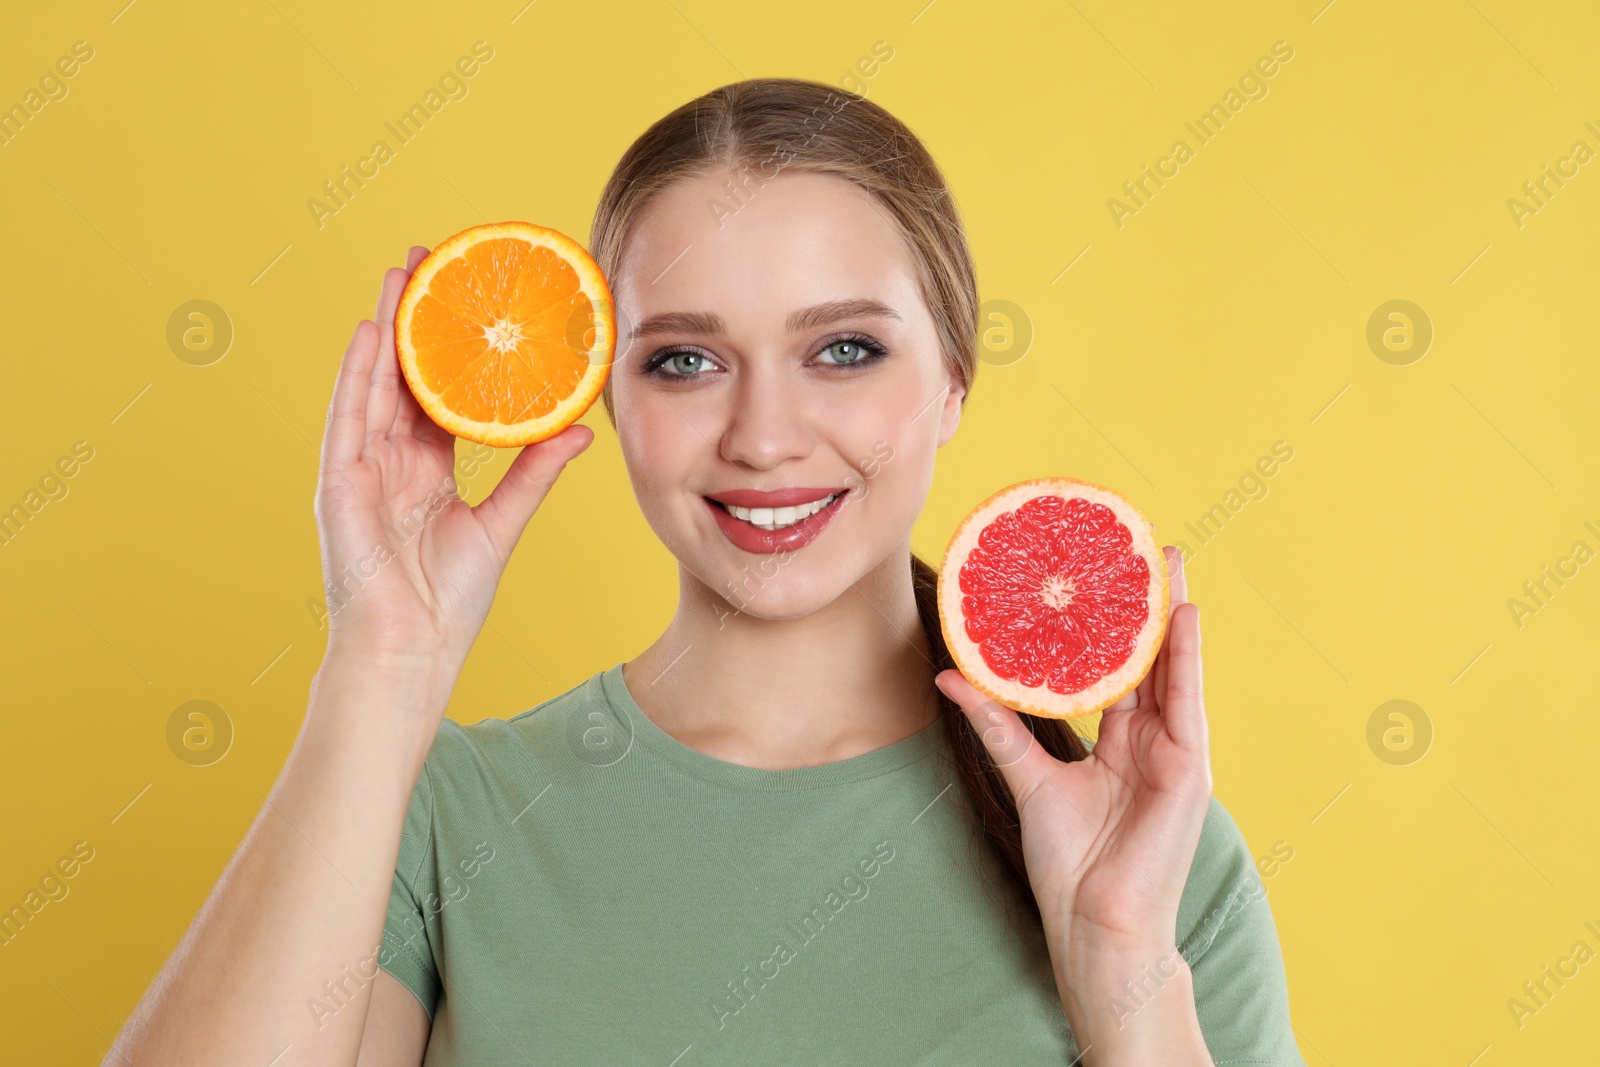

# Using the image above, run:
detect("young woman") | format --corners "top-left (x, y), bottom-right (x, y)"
top-left (112, 79), bottom-right (1303, 1065)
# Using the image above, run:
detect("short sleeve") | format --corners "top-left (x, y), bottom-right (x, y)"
top-left (1177, 796), bottom-right (1306, 1067)
top-left (378, 750), bottom-right (443, 1019)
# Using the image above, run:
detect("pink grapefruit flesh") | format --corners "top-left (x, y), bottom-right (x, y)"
top-left (937, 478), bottom-right (1170, 720)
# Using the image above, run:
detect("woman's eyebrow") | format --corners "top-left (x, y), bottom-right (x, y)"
top-left (629, 298), bottom-right (901, 341)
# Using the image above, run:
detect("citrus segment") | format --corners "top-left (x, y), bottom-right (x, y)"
top-left (395, 222), bottom-right (614, 447)
top-left (937, 478), bottom-right (1170, 720)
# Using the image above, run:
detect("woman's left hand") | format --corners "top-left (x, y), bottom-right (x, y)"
top-left (935, 545), bottom-right (1214, 1056)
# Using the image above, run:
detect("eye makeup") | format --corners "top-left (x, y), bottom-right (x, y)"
top-left (641, 331), bottom-right (890, 379)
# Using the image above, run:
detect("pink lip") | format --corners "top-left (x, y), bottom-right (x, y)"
top-left (704, 490), bottom-right (849, 555)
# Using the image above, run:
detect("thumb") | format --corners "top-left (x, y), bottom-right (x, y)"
top-left (474, 422), bottom-right (594, 558)
top-left (935, 669), bottom-right (1056, 805)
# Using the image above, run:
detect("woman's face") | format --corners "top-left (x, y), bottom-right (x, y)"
top-left (609, 165), bottom-right (965, 620)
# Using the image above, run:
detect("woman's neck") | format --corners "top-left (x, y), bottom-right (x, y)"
top-left (621, 553), bottom-right (943, 771)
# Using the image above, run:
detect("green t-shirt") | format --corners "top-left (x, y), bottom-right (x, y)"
top-left (379, 663), bottom-right (1305, 1065)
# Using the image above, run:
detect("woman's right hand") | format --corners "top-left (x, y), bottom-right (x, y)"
top-left (314, 245), bottom-right (595, 678)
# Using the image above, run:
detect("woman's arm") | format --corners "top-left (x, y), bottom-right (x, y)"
top-left (1056, 940), bottom-right (1212, 1064)
top-left (107, 657), bottom-right (449, 1065)
top-left (356, 971), bottom-right (433, 1065)
top-left (106, 249), bottom-right (594, 1066)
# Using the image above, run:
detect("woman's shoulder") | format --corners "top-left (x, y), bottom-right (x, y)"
top-left (409, 666), bottom-right (613, 813)
top-left (1176, 793), bottom-right (1274, 963)
top-left (442, 665), bottom-right (607, 744)
top-left (1160, 783), bottom-right (1303, 1062)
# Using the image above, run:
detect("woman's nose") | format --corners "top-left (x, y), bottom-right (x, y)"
top-left (716, 366), bottom-right (816, 471)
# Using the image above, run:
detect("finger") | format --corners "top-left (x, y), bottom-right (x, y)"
top-left (322, 320), bottom-right (380, 472)
top-left (1151, 546), bottom-right (1184, 707)
top-left (1167, 544), bottom-right (1189, 607)
top-left (1110, 545), bottom-right (1180, 714)
top-left (1105, 684), bottom-right (1139, 715)
top-left (367, 256), bottom-right (420, 438)
top-left (1104, 670), bottom-right (1147, 726)
top-left (1160, 602), bottom-right (1207, 751)
top-left (388, 246), bottom-right (435, 437)
top-left (473, 423), bottom-right (595, 559)
top-left (934, 668), bottom-right (1057, 808)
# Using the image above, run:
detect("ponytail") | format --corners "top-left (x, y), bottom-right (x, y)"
top-left (911, 552), bottom-right (1089, 929)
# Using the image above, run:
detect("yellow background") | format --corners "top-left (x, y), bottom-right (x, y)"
top-left (2, 0), bottom-right (1596, 1062)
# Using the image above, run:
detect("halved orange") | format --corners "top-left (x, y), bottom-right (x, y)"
top-left (395, 221), bottom-right (615, 447)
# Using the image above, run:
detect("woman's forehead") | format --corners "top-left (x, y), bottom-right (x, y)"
top-left (613, 170), bottom-right (921, 332)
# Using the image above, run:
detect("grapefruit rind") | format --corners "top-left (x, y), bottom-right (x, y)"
top-left (936, 477), bottom-right (1170, 721)
top-left (394, 221), bottom-right (615, 448)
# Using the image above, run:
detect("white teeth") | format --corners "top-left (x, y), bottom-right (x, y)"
top-left (724, 492), bottom-right (840, 530)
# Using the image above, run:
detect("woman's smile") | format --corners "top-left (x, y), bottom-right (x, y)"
top-left (703, 486), bottom-right (851, 553)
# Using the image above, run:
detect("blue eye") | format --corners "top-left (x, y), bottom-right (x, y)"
top-left (642, 333), bottom-right (888, 379)
top-left (644, 350), bottom-right (719, 378)
top-left (815, 333), bottom-right (888, 367)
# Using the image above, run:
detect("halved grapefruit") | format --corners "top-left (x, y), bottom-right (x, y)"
top-left (395, 221), bottom-right (614, 447)
top-left (937, 478), bottom-right (1169, 720)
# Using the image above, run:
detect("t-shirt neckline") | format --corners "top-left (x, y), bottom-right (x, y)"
top-left (599, 661), bottom-right (945, 792)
